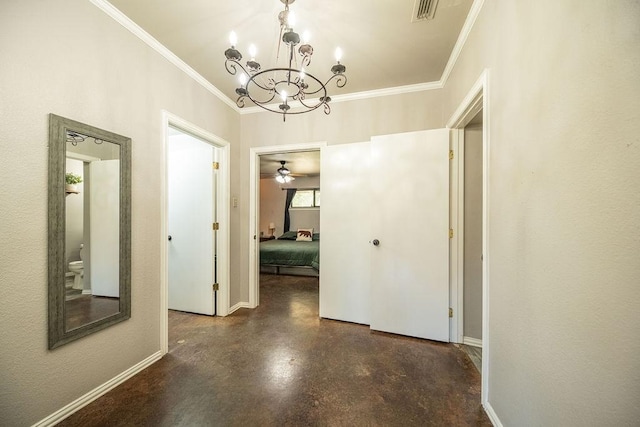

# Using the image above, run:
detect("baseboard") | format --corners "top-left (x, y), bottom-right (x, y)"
top-left (33, 350), bottom-right (163, 427)
top-left (463, 336), bottom-right (483, 348)
top-left (228, 301), bottom-right (251, 314)
top-left (81, 290), bottom-right (92, 295)
top-left (483, 401), bottom-right (504, 427)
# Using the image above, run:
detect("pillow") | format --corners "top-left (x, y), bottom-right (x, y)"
top-left (296, 228), bottom-right (313, 241)
top-left (312, 233), bottom-right (320, 241)
top-left (277, 231), bottom-right (298, 240)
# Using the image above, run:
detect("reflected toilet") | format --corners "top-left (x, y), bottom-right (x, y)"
top-left (68, 244), bottom-right (84, 290)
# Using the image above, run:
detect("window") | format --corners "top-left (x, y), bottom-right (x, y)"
top-left (291, 189), bottom-right (320, 208)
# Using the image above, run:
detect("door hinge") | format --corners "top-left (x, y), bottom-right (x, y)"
top-left (212, 162), bottom-right (219, 170)
top-left (449, 228), bottom-right (454, 238)
top-left (449, 308), bottom-right (453, 318)
top-left (212, 283), bottom-right (219, 291)
top-left (212, 222), bottom-right (219, 230)
top-left (449, 150), bottom-right (454, 160)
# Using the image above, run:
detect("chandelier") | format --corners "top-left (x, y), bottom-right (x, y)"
top-left (224, 0), bottom-right (347, 121)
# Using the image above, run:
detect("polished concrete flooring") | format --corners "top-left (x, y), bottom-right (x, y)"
top-left (61, 274), bottom-right (490, 426)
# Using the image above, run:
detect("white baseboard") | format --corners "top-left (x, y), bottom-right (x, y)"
top-left (463, 336), bottom-right (483, 348)
top-left (483, 401), bottom-right (503, 427)
top-left (33, 350), bottom-right (163, 427)
top-left (81, 290), bottom-right (92, 295)
top-left (228, 301), bottom-right (251, 314)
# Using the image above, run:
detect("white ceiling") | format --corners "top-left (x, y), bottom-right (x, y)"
top-left (107, 0), bottom-right (473, 106)
top-left (259, 151), bottom-right (320, 178)
top-left (107, 0), bottom-right (474, 176)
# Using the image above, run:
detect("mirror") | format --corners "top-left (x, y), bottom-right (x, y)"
top-left (48, 114), bottom-right (131, 349)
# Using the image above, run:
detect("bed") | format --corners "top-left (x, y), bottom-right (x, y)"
top-left (260, 231), bottom-right (319, 274)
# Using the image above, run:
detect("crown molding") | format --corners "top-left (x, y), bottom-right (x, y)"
top-left (238, 80), bottom-right (444, 115)
top-left (440, 0), bottom-right (485, 87)
top-left (93, 0), bottom-right (485, 116)
top-left (90, 0), bottom-right (239, 112)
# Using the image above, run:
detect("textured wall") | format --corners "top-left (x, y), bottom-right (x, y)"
top-left (240, 90), bottom-right (446, 303)
top-left (442, 0), bottom-right (640, 424)
top-left (0, 0), bottom-right (239, 424)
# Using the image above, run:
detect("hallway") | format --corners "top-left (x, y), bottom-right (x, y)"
top-left (61, 274), bottom-right (489, 426)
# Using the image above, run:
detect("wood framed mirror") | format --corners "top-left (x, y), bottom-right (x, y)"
top-left (48, 114), bottom-right (131, 349)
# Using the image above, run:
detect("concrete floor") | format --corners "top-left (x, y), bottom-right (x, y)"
top-left (61, 274), bottom-right (490, 426)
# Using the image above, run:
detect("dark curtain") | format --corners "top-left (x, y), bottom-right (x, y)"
top-left (283, 188), bottom-right (297, 232)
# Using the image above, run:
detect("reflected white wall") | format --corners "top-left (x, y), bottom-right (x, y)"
top-left (65, 158), bottom-right (84, 272)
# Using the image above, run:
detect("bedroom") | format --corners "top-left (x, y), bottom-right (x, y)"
top-left (258, 151), bottom-right (321, 280)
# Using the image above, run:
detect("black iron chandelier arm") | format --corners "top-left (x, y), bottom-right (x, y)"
top-left (324, 72), bottom-right (348, 89)
top-left (224, 58), bottom-right (247, 77)
top-left (247, 75), bottom-right (276, 92)
top-left (224, 0), bottom-right (347, 119)
top-left (295, 97), bottom-right (324, 111)
top-left (247, 89), bottom-right (278, 106)
top-left (236, 96), bottom-right (247, 108)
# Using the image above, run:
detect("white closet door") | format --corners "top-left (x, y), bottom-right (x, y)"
top-left (168, 134), bottom-right (215, 315)
top-left (369, 129), bottom-right (450, 342)
top-left (319, 142), bottom-right (372, 325)
top-left (90, 159), bottom-right (120, 298)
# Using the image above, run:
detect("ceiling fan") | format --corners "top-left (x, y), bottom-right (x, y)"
top-left (275, 161), bottom-right (295, 183)
top-left (260, 159), bottom-right (310, 181)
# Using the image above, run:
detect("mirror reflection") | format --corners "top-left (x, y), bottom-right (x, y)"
top-left (48, 113), bottom-right (131, 350)
top-left (65, 135), bottom-right (121, 331)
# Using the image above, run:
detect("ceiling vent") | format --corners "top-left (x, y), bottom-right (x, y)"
top-left (412, 0), bottom-right (439, 22)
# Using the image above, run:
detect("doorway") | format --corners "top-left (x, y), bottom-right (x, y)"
top-left (160, 111), bottom-right (230, 354)
top-left (461, 111), bottom-right (483, 372)
top-left (446, 69), bottom-right (490, 406)
top-left (249, 142), bottom-right (326, 308)
top-left (167, 127), bottom-right (218, 316)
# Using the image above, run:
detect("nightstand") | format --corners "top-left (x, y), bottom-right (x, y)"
top-left (260, 236), bottom-right (275, 242)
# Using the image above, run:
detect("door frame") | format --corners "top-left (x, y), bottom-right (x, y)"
top-left (447, 69), bottom-right (490, 405)
top-left (160, 111), bottom-right (231, 354)
top-left (249, 142), bottom-right (326, 308)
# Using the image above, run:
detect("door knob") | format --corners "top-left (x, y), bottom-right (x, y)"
top-left (372, 239), bottom-right (380, 246)
top-left (168, 235), bottom-right (172, 241)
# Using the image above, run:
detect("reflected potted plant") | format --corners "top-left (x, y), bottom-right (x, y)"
top-left (65, 172), bottom-right (82, 193)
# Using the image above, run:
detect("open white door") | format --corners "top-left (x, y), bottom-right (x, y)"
top-left (370, 129), bottom-right (450, 341)
top-left (167, 133), bottom-right (216, 315)
top-left (90, 159), bottom-right (120, 298)
top-left (320, 129), bottom-right (450, 342)
top-left (319, 142), bottom-right (372, 325)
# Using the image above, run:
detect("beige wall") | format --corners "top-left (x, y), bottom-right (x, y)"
top-left (259, 178), bottom-right (285, 237)
top-left (260, 176), bottom-right (321, 237)
top-left (240, 90), bottom-right (446, 302)
top-left (242, 1), bottom-right (640, 424)
top-left (442, 1), bottom-right (640, 425)
top-left (0, 0), bottom-right (240, 424)
top-left (463, 124), bottom-right (483, 341)
top-left (2, 0), bottom-right (639, 425)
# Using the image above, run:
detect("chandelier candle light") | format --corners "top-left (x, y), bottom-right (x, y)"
top-left (224, 0), bottom-right (347, 121)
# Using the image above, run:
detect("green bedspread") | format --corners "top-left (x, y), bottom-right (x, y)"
top-left (260, 239), bottom-right (319, 270)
